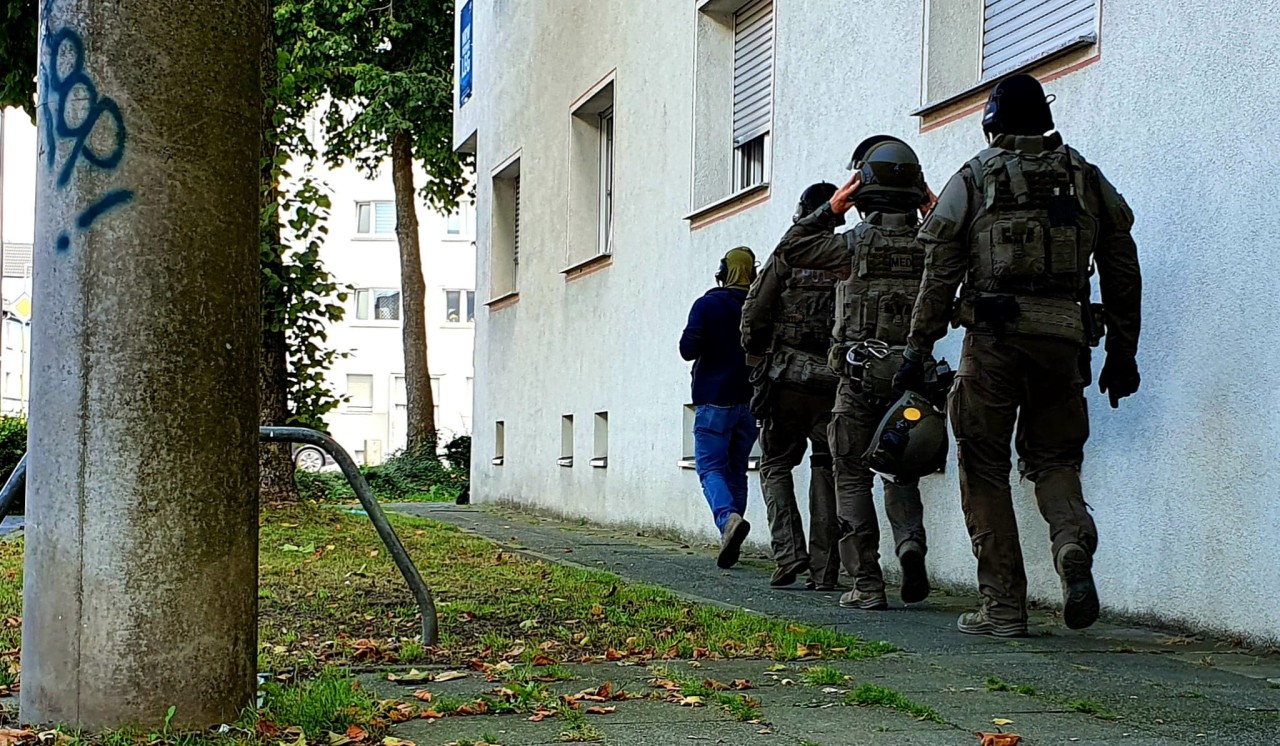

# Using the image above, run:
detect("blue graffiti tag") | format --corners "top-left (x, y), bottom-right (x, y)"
top-left (41, 26), bottom-right (135, 252)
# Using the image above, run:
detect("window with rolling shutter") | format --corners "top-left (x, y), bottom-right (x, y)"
top-left (732, 0), bottom-right (773, 147)
top-left (982, 0), bottom-right (1097, 80)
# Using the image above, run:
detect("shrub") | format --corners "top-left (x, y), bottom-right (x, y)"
top-left (443, 434), bottom-right (471, 472)
top-left (293, 442), bottom-right (468, 504)
top-left (0, 417), bottom-right (27, 515)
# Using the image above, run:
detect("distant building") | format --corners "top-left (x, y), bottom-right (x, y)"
top-left (453, 0), bottom-right (1280, 640)
top-left (311, 160), bottom-right (477, 466)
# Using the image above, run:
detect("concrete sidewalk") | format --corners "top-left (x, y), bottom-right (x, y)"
top-left (392, 503), bottom-right (1280, 745)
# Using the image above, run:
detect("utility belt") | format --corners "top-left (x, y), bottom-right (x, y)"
top-left (830, 340), bottom-right (953, 402)
top-left (953, 292), bottom-right (1105, 347)
top-left (766, 347), bottom-right (840, 392)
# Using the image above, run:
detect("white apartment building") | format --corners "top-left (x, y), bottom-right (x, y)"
top-left (316, 160), bottom-right (477, 465)
top-left (454, 0), bottom-right (1280, 640)
top-left (1, 108), bottom-right (476, 461)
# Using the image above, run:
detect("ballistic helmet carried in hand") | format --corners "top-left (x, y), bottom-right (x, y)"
top-left (863, 390), bottom-right (949, 483)
top-left (794, 182), bottom-right (839, 222)
top-left (982, 73), bottom-right (1055, 137)
top-left (847, 136), bottom-right (927, 213)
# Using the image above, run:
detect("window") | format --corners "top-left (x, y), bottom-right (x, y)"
top-left (732, 0), bottom-right (773, 189)
top-left (431, 376), bottom-right (441, 426)
top-left (445, 290), bottom-right (476, 324)
top-left (982, 0), bottom-right (1097, 79)
top-left (918, 0), bottom-right (1098, 111)
top-left (681, 404), bottom-right (697, 467)
top-left (347, 374), bottom-right (374, 411)
top-left (491, 156), bottom-right (522, 299)
top-left (446, 202), bottom-right (475, 237)
top-left (493, 421), bottom-right (505, 466)
top-left (559, 415), bottom-right (574, 467)
top-left (691, 0), bottom-right (773, 211)
top-left (356, 201), bottom-right (396, 237)
top-left (566, 78), bottom-right (616, 269)
top-left (355, 289), bottom-right (402, 322)
top-left (598, 108), bottom-right (615, 255)
top-left (592, 412), bottom-right (609, 468)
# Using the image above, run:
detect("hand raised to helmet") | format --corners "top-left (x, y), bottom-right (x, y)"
top-left (828, 173), bottom-right (863, 215)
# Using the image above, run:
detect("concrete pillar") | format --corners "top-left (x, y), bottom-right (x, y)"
top-left (22, 0), bottom-right (263, 729)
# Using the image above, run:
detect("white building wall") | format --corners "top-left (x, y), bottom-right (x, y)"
top-left (457, 0), bottom-right (1280, 640)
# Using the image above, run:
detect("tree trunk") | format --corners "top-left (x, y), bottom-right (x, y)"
top-left (392, 131), bottom-right (436, 453)
top-left (258, 2), bottom-right (299, 502)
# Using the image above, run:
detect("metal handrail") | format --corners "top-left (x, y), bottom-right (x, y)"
top-left (0, 427), bottom-right (439, 645)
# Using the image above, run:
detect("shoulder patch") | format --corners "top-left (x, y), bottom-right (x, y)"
top-left (921, 214), bottom-right (957, 241)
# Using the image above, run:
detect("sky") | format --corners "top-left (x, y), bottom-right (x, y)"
top-left (1, 108), bottom-right (36, 245)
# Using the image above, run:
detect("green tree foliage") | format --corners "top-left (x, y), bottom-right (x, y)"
top-left (0, 0), bottom-right (36, 115)
top-left (279, 0), bottom-right (472, 452)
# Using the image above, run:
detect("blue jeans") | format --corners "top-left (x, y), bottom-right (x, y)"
top-left (694, 403), bottom-right (758, 534)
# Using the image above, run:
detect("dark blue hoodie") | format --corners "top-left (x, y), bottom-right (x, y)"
top-left (679, 286), bottom-right (751, 406)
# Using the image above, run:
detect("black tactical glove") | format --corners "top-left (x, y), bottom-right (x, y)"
top-left (1098, 353), bottom-right (1140, 409)
top-left (893, 350), bottom-right (927, 394)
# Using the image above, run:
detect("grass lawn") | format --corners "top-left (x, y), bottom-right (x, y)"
top-left (258, 505), bottom-right (894, 672)
top-left (0, 504), bottom-right (893, 743)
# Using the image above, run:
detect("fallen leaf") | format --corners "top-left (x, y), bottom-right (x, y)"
top-left (531, 654), bottom-right (557, 667)
top-left (492, 660), bottom-right (515, 673)
top-left (679, 696), bottom-right (705, 707)
top-left (992, 718), bottom-right (1015, 726)
top-left (976, 733), bottom-right (1023, 746)
top-left (604, 648), bottom-right (624, 662)
top-left (256, 722), bottom-right (281, 739)
top-left (585, 706), bottom-right (616, 715)
top-left (796, 643), bottom-right (812, 658)
top-left (651, 678), bottom-right (681, 691)
top-left (434, 670), bottom-right (468, 682)
top-left (419, 710), bottom-right (444, 719)
top-left (326, 732), bottom-right (351, 746)
top-left (692, 647), bottom-right (709, 660)
top-left (702, 679), bottom-right (728, 691)
top-left (345, 725), bottom-right (368, 743)
top-left (780, 678), bottom-right (796, 686)
top-left (597, 682), bottom-right (613, 700)
top-left (381, 738), bottom-right (415, 746)
top-left (590, 604), bottom-right (604, 617)
top-left (662, 645), bottom-right (679, 660)
top-left (386, 669), bottom-right (431, 683)
top-left (412, 690), bottom-right (433, 702)
top-left (732, 680), bottom-right (753, 690)
top-left (767, 664), bottom-right (787, 672)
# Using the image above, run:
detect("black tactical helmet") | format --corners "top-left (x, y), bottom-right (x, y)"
top-left (847, 135), bottom-right (926, 212)
top-left (982, 73), bottom-right (1055, 137)
top-left (794, 182), bottom-right (839, 222)
top-left (863, 390), bottom-right (949, 483)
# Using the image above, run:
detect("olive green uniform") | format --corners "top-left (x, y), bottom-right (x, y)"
top-left (741, 254), bottom-right (843, 587)
top-left (907, 133), bottom-right (1141, 623)
top-left (775, 206), bottom-right (929, 595)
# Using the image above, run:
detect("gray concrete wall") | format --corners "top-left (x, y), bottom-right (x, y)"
top-left (458, 0), bottom-right (1280, 641)
top-left (22, 0), bottom-right (262, 727)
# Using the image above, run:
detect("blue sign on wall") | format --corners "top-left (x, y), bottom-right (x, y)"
top-left (459, 0), bottom-right (474, 106)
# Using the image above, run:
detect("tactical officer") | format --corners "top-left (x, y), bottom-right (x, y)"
top-left (741, 183), bottom-right (844, 591)
top-left (896, 74), bottom-right (1142, 637)
top-left (774, 137), bottom-right (938, 610)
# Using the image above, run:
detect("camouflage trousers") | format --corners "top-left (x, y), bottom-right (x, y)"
top-left (830, 377), bottom-right (927, 593)
top-left (757, 384), bottom-right (841, 587)
top-left (950, 332), bottom-right (1098, 622)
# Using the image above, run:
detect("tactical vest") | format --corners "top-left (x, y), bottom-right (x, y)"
top-left (833, 213), bottom-right (926, 348)
top-left (767, 267), bottom-right (843, 392)
top-left (775, 268), bottom-right (842, 355)
top-left (830, 214), bottom-right (927, 397)
top-left (959, 142), bottom-right (1100, 343)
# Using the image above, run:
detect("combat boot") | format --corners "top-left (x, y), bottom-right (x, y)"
top-left (838, 589), bottom-right (888, 610)
top-left (898, 540), bottom-right (930, 604)
top-left (956, 607), bottom-right (1028, 638)
top-left (1056, 543), bottom-right (1100, 630)
top-left (717, 514), bottom-right (751, 569)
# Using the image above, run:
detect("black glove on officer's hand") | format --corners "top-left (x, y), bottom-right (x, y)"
top-left (1098, 353), bottom-right (1140, 409)
top-left (893, 349), bottom-right (927, 394)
